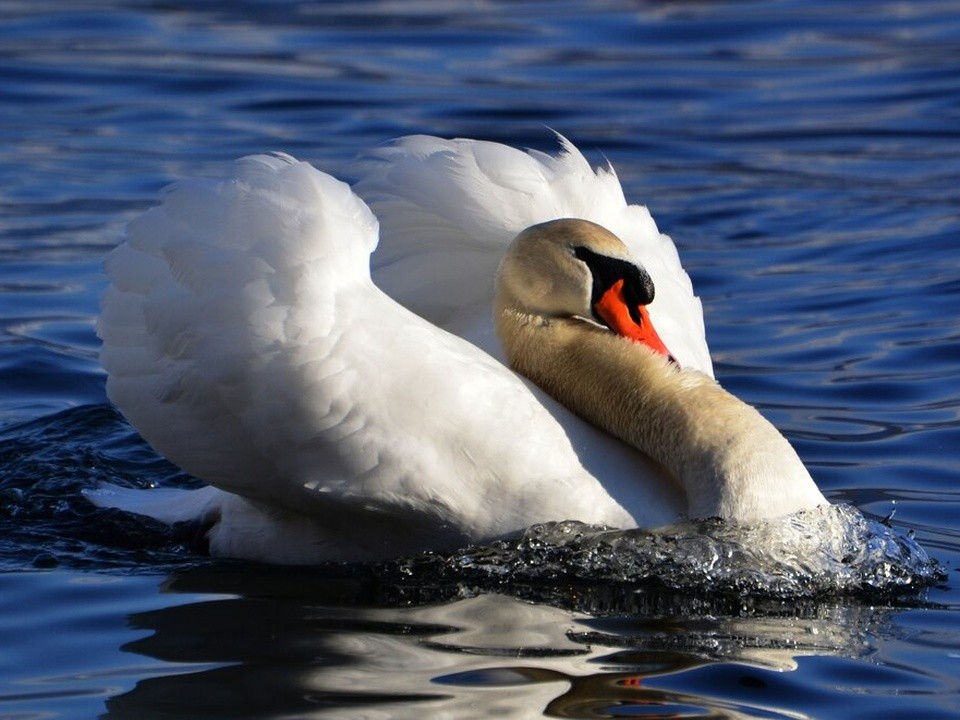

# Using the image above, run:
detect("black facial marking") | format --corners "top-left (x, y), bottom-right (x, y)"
top-left (573, 246), bottom-right (656, 323)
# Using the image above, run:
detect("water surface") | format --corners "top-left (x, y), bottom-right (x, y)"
top-left (1, 1), bottom-right (959, 718)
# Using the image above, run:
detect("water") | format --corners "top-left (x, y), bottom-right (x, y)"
top-left (1, 1), bottom-right (959, 717)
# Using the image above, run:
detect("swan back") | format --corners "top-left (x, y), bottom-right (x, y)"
top-left (353, 135), bottom-right (713, 375)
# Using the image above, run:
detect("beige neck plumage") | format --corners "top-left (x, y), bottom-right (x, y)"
top-left (495, 307), bottom-right (826, 523)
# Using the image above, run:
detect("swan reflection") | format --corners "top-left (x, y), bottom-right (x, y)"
top-left (104, 568), bottom-right (886, 720)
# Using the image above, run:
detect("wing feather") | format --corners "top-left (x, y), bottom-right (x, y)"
top-left (354, 135), bottom-right (713, 375)
top-left (99, 153), bottom-right (628, 556)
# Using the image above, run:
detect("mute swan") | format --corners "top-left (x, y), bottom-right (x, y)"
top-left (93, 137), bottom-right (826, 564)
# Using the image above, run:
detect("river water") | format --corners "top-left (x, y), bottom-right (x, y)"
top-left (1, 1), bottom-right (959, 718)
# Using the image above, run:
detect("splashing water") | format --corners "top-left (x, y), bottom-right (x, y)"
top-left (387, 506), bottom-right (942, 603)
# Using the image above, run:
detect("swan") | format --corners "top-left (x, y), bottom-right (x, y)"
top-left (92, 136), bottom-right (826, 564)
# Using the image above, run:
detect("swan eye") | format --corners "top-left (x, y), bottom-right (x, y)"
top-left (572, 246), bottom-right (655, 322)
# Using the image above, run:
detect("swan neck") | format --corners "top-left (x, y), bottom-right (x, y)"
top-left (495, 306), bottom-right (825, 522)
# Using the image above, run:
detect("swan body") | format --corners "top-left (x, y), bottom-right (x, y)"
top-left (94, 137), bottom-right (825, 564)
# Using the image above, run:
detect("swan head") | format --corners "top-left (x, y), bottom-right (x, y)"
top-left (495, 218), bottom-right (674, 361)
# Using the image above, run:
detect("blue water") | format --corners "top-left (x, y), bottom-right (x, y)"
top-left (2, 1), bottom-right (959, 718)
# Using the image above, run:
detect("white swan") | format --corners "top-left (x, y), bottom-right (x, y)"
top-left (93, 136), bottom-right (826, 564)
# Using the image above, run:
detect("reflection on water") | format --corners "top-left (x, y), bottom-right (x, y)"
top-left (103, 569), bottom-right (889, 720)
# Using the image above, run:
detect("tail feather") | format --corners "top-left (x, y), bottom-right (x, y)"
top-left (84, 483), bottom-right (222, 526)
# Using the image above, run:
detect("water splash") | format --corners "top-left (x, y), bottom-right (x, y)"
top-left (387, 505), bottom-right (943, 603)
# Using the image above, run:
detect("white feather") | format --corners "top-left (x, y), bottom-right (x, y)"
top-left (354, 135), bottom-right (712, 375)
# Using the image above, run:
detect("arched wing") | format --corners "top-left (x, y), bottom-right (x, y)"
top-left (354, 134), bottom-right (713, 375)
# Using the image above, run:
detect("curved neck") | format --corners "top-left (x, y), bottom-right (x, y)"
top-left (495, 306), bottom-right (825, 522)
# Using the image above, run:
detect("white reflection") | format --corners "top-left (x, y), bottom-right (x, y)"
top-left (102, 569), bottom-right (886, 720)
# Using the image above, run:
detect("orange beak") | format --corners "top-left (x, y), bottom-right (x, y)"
top-left (594, 278), bottom-right (675, 363)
